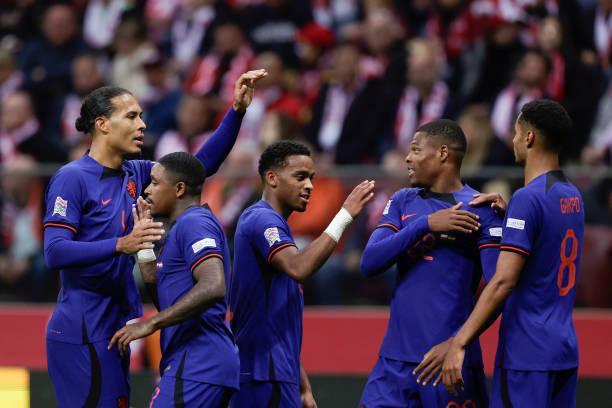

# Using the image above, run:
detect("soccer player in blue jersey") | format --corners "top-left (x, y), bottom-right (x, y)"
top-left (43, 69), bottom-right (266, 407)
top-left (440, 100), bottom-right (583, 407)
top-left (359, 119), bottom-right (503, 408)
top-left (230, 141), bottom-right (375, 408)
top-left (108, 152), bottom-right (239, 407)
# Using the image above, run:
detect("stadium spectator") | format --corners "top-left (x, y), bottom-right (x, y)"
top-left (238, 51), bottom-right (304, 149)
top-left (582, 81), bottom-right (612, 165)
top-left (47, 53), bottom-right (106, 149)
top-left (18, 3), bottom-right (88, 123)
top-left (110, 18), bottom-right (156, 100)
top-left (0, 154), bottom-right (48, 301)
top-left (241, 0), bottom-right (314, 67)
top-left (83, 0), bottom-right (133, 50)
top-left (0, 47), bottom-right (24, 102)
top-left (383, 38), bottom-right (457, 157)
top-left (306, 42), bottom-right (385, 164)
top-left (139, 50), bottom-right (182, 147)
top-left (154, 93), bottom-right (217, 160)
top-left (490, 49), bottom-right (551, 164)
top-left (293, 22), bottom-right (334, 107)
top-left (0, 91), bottom-right (66, 163)
top-left (168, 0), bottom-right (238, 72)
top-left (185, 21), bottom-right (254, 107)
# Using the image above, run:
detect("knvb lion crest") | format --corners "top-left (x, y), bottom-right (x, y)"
top-left (126, 180), bottom-right (137, 198)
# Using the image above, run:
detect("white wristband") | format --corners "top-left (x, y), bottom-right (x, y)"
top-left (137, 248), bottom-right (156, 262)
top-left (324, 207), bottom-right (354, 242)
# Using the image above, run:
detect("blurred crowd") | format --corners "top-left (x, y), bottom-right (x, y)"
top-left (0, 0), bottom-right (610, 306)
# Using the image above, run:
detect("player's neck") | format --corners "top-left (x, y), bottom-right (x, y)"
top-left (262, 190), bottom-right (292, 219)
top-left (169, 198), bottom-right (200, 224)
top-left (428, 172), bottom-right (463, 194)
top-left (89, 141), bottom-right (123, 170)
top-left (524, 152), bottom-right (559, 186)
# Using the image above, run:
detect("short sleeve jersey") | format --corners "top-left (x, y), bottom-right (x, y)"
top-left (155, 206), bottom-right (239, 389)
top-left (375, 185), bottom-right (502, 365)
top-left (43, 155), bottom-right (153, 344)
top-left (496, 171), bottom-right (583, 371)
top-left (230, 200), bottom-right (303, 385)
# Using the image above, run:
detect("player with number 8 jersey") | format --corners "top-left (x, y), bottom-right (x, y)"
top-left (497, 169), bottom-right (583, 371)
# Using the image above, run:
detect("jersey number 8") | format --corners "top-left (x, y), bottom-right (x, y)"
top-left (558, 228), bottom-right (578, 296)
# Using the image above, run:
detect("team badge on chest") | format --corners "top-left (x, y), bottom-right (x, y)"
top-left (126, 180), bottom-right (137, 198)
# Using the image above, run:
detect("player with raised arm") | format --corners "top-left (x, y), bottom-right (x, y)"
top-left (43, 70), bottom-right (266, 407)
top-left (359, 119), bottom-right (503, 408)
top-left (108, 152), bottom-right (239, 407)
top-left (440, 100), bottom-right (583, 407)
top-left (229, 141), bottom-right (374, 408)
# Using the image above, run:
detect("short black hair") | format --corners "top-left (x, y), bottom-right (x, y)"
top-left (258, 141), bottom-right (311, 179)
top-left (158, 152), bottom-right (206, 196)
top-left (75, 86), bottom-right (132, 135)
top-left (518, 99), bottom-right (571, 153)
top-left (415, 119), bottom-right (467, 166)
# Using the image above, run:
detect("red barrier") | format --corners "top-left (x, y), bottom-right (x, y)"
top-left (1, 305), bottom-right (611, 377)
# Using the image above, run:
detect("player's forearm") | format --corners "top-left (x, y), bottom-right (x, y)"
top-left (299, 363), bottom-right (313, 394)
top-left (289, 233), bottom-right (337, 283)
top-left (454, 275), bottom-right (514, 348)
top-left (139, 260), bottom-right (159, 310)
top-left (44, 229), bottom-right (118, 269)
top-left (195, 107), bottom-right (244, 177)
top-left (360, 216), bottom-right (430, 277)
top-left (149, 274), bottom-right (225, 331)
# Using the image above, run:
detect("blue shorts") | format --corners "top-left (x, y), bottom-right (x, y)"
top-left (47, 337), bottom-right (130, 408)
top-left (231, 381), bottom-right (300, 408)
top-left (148, 375), bottom-right (234, 408)
top-left (491, 367), bottom-right (577, 408)
top-left (360, 356), bottom-right (489, 408)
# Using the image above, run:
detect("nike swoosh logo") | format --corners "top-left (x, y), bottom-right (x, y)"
top-left (402, 213), bottom-right (416, 220)
top-left (101, 198), bottom-right (113, 205)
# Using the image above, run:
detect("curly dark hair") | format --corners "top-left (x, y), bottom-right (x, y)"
top-left (258, 141), bottom-right (311, 179)
top-left (75, 86), bottom-right (132, 135)
top-left (158, 152), bottom-right (207, 197)
top-left (518, 99), bottom-right (571, 153)
top-left (416, 119), bottom-right (467, 167)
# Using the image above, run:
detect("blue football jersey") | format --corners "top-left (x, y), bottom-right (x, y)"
top-left (43, 155), bottom-right (153, 344)
top-left (372, 185), bottom-right (502, 365)
top-left (155, 206), bottom-right (239, 389)
top-left (496, 170), bottom-right (583, 370)
top-left (230, 200), bottom-right (303, 385)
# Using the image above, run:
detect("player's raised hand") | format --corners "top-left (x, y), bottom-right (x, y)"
top-left (427, 202), bottom-right (480, 234)
top-left (232, 69), bottom-right (268, 112)
top-left (441, 341), bottom-right (466, 397)
top-left (108, 319), bottom-right (156, 356)
top-left (413, 337), bottom-right (453, 386)
top-left (136, 196), bottom-right (152, 223)
top-left (342, 180), bottom-right (375, 218)
top-left (116, 205), bottom-right (164, 254)
top-left (469, 193), bottom-right (507, 217)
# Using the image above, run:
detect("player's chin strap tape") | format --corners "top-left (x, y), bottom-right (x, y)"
top-left (137, 248), bottom-right (156, 262)
top-left (324, 207), bottom-right (354, 243)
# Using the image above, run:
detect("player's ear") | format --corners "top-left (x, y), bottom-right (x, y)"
top-left (175, 181), bottom-right (186, 198)
top-left (439, 144), bottom-right (449, 163)
top-left (94, 116), bottom-right (109, 135)
top-left (525, 129), bottom-right (536, 148)
top-left (265, 170), bottom-right (278, 188)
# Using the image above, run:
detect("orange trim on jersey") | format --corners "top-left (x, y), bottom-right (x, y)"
top-left (500, 245), bottom-right (530, 256)
top-left (423, 255), bottom-right (434, 261)
top-left (479, 243), bottom-right (501, 250)
top-left (43, 222), bottom-right (77, 234)
top-left (267, 243), bottom-right (296, 263)
top-left (376, 223), bottom-right (400, 232)
top-left (190, 253), bottom-right (223, 273)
